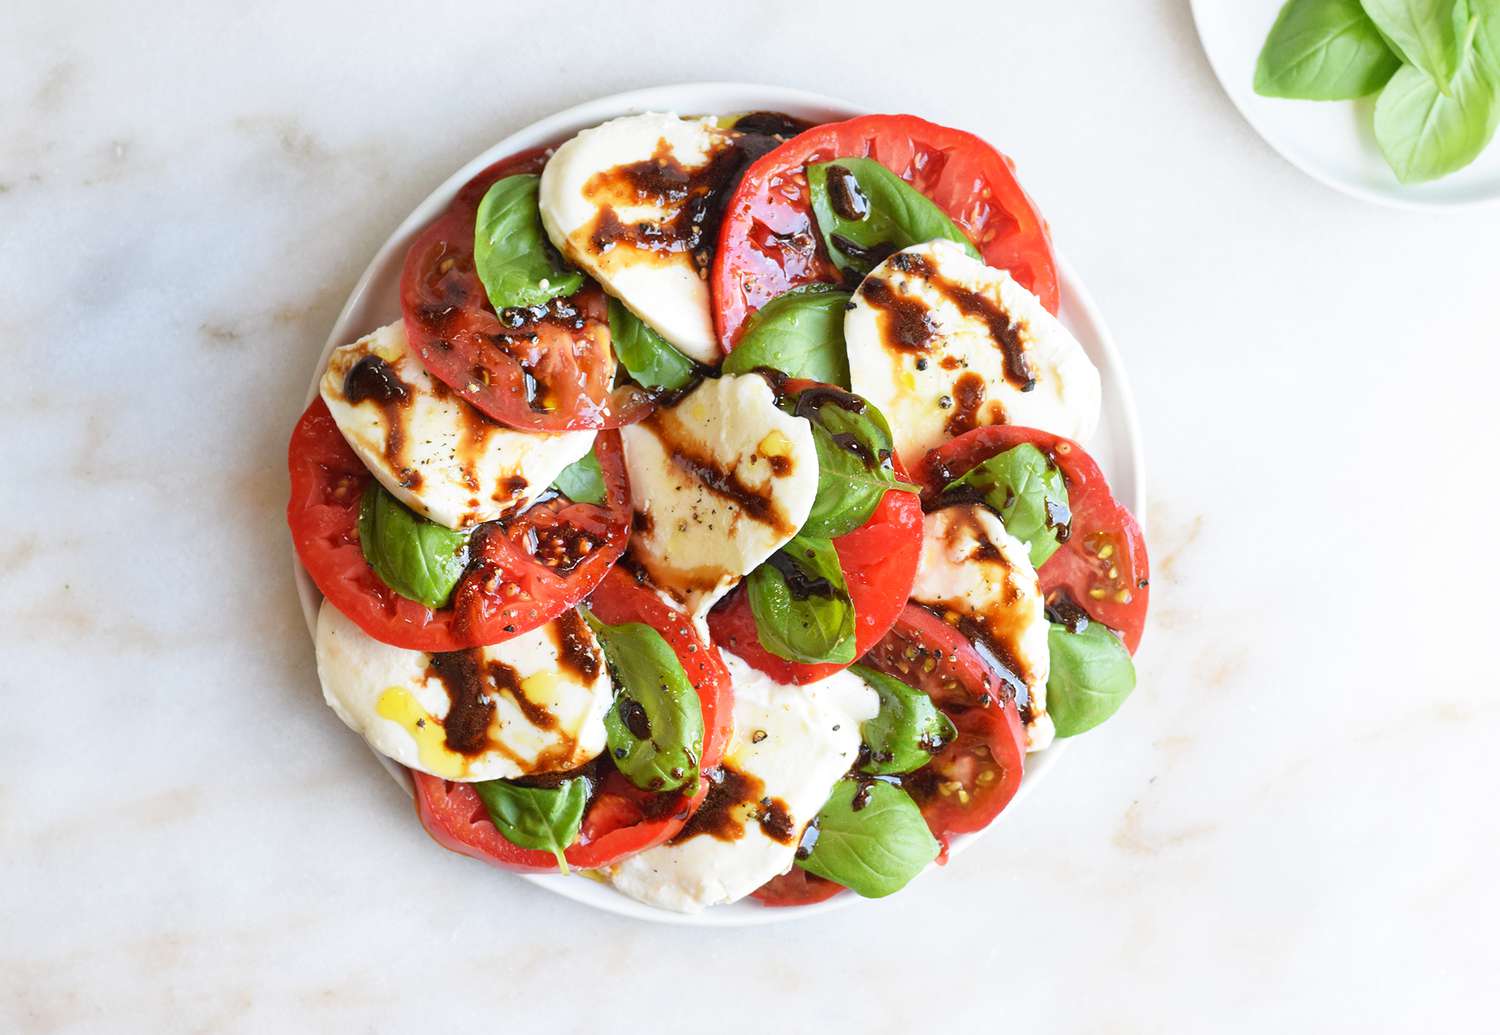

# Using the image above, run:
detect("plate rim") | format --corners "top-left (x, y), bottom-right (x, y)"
top-left (290, 80), bottom-right (1145, 926)
top-left (1189, 0), bottom-right (1500, 212)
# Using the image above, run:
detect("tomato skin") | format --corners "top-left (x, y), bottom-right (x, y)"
top-left (860, 604), bottom-right (1027, 852)
top-left (706, 469), bottom-right (923, 686)
top-left (399, 149), bottom-right (643, 432)
top-left (411, 566), bottom-right (733, 872)
top-left (751, 868), bottom-right (846, 907)
top-left (287, 397), bottom-right (630, 651)
top-left (712, 114), bottom-right (1058, 349)
top-left (917, 427), bottom-right (1149, 653)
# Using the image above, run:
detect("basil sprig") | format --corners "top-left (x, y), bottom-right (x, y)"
top-left (942, 443), bottom-right (1071, 568)
top-left (1254, 0), bottom-right (1500, 183)
top-left (746, 534), bottom-right (856, 665)
top-left (473, 777), bottom-right (589, 873)
top-left (806, 157), bottom-right (980, 278)
top-left (789, 388), bottom-right (918, 540)
top-left (584, 611), bottom-right (704, 795)
top-left (608, 297), bottom-right (699, 392)
top-left (551, 448), bottom-right (607, 506)
top-left (357, 481), bottom-right (468, 609)
top-left (720, 285), bottom-right (852, 388)
top-left (796, 779), bottom-right (939, 898)
top-left (474, 174), bottom-right (584, 311)
top-left (853, 666), bottom-right (957, 776)
top-left (1047, 619), bottom-right (1136, 737)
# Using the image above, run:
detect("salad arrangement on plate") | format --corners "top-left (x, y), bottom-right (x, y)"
top-left (288, 107), bottom-right (1150, 913)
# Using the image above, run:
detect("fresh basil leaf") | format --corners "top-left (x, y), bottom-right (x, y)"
top-left (1254, 0), bottom-right (1401, 99)
top-left (746, 535), bottom-right (857, 665)
top-left (852, 666), bottom-right (957, 776)
top-left (1475, 0), bottom-right (1500, 84)
top-left (720, 285), bottom-right (852, 388)
top-left (1374, 44), bottom-right (1499, 181)
top-left (806, 158), bottom-right (980, 278)
top-left (1046, 620), bottom-right (1136, 737)
top-left (1361, 0), bottom-right (1471, 89)
top-left (796, 779), bottom-right (939, 898)
top-left (608, 296), bottom-right (698, 392)
top-left (473, 777), bottom-right (588, 873)
top-left (783, 386), bottom-right (918, 540)
top-left (943, 443), bottom-right (1071, 568)
top-left (357, 481), bottom-right (468, 609)
top-left (584, 610), bottom-right (704, 795)
top-left (474, 174), bottom-right (584, 311)
top-left (551, 448), bottom-right (606, 506)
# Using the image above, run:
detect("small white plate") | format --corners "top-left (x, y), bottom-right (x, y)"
top-left (292, 82), bottom-right (1145, 925)
top-left (1192, 0), bottom-right (1500, 209)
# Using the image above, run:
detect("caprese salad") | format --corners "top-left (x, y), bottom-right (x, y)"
top-left (288, 108), bottom-right (1149, 914)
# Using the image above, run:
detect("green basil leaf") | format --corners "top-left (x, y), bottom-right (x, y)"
top-left (720, 285), bottom-right (852, 388)
top-left (1253, 0), bottom-right (1401, 99)
top-left (357, 481), bottom-right (468, 609)
top-left (474, 174), bottom-right (584, 311)
top-left (1046, 620), bottom-right (1137, 737)
top-left (551, 448), bottom-right (606, 506)
top-left (1361, 0), bottom-right (1471, 89)
top-left (746, 535), bottom-right (856, 665)
top-left (1475, 0), bottom-right (1500, 84)
top-left (608, 296), bottom-right (699, 392)
top-left (852, 666), bottom-right (957, 776)
top-left (942, 443), bottom-right (1071, 568)
top-left (1374, 44), bottom-right (1499, 181)
top-left (796, 395), bottom-right (917, 539)
top-left (796, 779), bottom-right (939, 898)
top-left (473, 777), bottom-right (589, 873)
top-left (806, 158), bottom-right (980, 278)
top-left (584, 610), bottom-right (704, 795)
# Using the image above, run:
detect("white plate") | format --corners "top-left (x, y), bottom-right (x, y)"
top-left (1192, 0), bottom-right (1500, 209)
top-left (292, 82), bottom-right (1145, 926)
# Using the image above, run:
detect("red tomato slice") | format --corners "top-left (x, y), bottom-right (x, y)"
top-left (860, 604), bottom-right (1027, 852)
top-left (917, 427), bottom-right (1149, 653)
top-left (712, 114), bottom-right (1059, 349)
top-left (706, 462), bottom-right (923, 686)
top-left (287, 397), bottom-right (630, 651)
top-left (399, 148), bottom-right (646, 432)
top-left (751, 869), bottom-right (846, 908)
top-left (411, 566), bottom-right (733, 872)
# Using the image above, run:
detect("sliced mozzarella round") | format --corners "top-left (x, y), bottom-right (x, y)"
top-left (319, 320), bottom-right (595, 530)
top-left (911, 504), bottom-right (1054, 752)
top-left (846, 240), bottom-right (1101, 470)
top-left (620, 374), bottom-right (818, 619)
top-left (314, 601), bottom-right (611, 781)
top-left (539, 112), bottom-right (738, 365)
top-left (603, 652), bottom-right (877, 913)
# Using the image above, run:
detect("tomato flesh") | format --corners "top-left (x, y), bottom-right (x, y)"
top-left (751, 868), bottom-right (846, 908)
top-left (287, 397), bottom-right (630, 651)
top-left (412, 566), bottom-right (733, 872)
top-left (918, 426), bottom-right (1149, 653)
top-left (713, 114), bottom-right (1058, 349)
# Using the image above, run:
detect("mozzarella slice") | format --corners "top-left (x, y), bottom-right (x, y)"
top-left (539, 112), bottom-right (738, 365)
top-left (603, 652), bottom-right (877, 913)
top-left (620, 374), bottom-right (818, 619)
top-left (319, 321), bottom-right (595, 530)
top-left (314, 601), bottom-right (611, 781)
top-left (846, 240), bottom-right (1101, 470)
top-left (910, 505), bottom-right (1054, 752)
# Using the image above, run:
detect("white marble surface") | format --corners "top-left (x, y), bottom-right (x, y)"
top-left (5, 1), bottom-right (1498, 1031)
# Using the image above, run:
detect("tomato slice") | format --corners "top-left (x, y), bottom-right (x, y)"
top-left (917, 427), bottom-right (1149, 653)
top-left (287, 397), bottom-right (630, 651)
top-left (712, 113), bottom-right (1059, 349)
top-left (411, 566), bottom-right (733, 872)
top-left (399, 148), bottom-right (646, 432)
top-left (706, 459), bottom-right (923, 686)
top-left (751, 868), bottom-right (846, 908)
top-left (860, 604), bottom-right (1027, 852)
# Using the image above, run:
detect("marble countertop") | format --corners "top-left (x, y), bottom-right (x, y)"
top-left (5, 1), bottom-right (1497, 1031)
